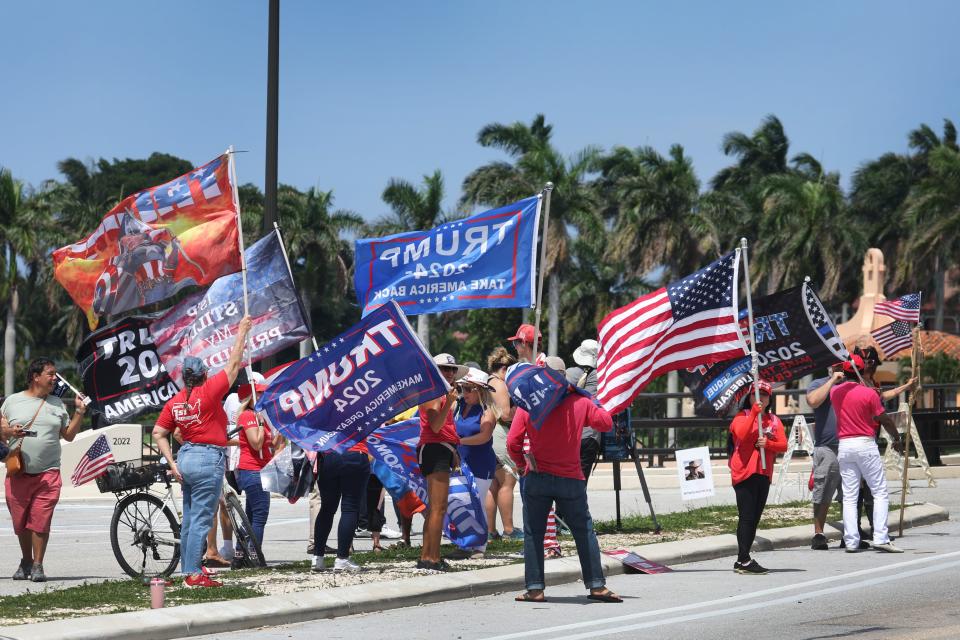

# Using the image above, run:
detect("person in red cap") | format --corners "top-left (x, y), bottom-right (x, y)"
top-left (831, 354), bottom-right (905, 553)
top-left (508, 324), bottom-right (545, 366)
top-left (728, 379), bottom-right (787, 574)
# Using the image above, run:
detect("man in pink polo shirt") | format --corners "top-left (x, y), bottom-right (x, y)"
top-left (831, 354), bottom-right (904, 553)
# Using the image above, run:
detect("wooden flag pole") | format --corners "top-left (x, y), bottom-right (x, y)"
top-left (227, 147), bottom-right (259, 411)
top-left (739, 238), bottom-right (765, 470)
top-left (899, 327), bottom-right (922, 537)
top-left (531, 183), bottom-right (553, 360)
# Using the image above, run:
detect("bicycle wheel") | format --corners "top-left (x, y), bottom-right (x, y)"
top-left (110, 493), bottom-right (181, 579)
top-left (223, 491), bottom-right (266, 568)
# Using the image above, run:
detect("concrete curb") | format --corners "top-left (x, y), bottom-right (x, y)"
top-left (3, 502), bottom-right (949, 640)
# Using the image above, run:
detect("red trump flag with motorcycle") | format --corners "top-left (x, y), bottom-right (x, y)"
top-left (52, 153), bottom-right (242, 328)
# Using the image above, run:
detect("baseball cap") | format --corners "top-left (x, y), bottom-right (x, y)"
top-left (507, 324), bottom-right (541, 344)
top-left (545, 355), bottom-right (566, 372)
top-left (752, 379), bottom-right (773, 396)
top-left (182, 356), bottom-right (207, 378)
top-left (843, 354), bottom-right (865, 373)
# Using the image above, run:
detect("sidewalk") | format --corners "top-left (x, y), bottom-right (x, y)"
top-left (2, 502), bottom-right (948, 640)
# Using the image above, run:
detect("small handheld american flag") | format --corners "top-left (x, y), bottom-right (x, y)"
top-left (71, 434), bottom-right (115, 486)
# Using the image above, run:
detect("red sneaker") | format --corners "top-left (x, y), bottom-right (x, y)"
top-left (184, 573), bottom-right (223, 588)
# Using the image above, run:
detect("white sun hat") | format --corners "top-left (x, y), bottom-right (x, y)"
top-left (457, 367), bottom-right (493, 390)
top-left (573, 339), bottom-right (600, 368)
top-left (433, 353), bottom-right (469, 379)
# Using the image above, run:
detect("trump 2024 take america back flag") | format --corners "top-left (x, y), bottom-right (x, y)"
top-left (71, 434), bottom-right (115, 486)
top-left (596, 250), bottom-right (747, 415)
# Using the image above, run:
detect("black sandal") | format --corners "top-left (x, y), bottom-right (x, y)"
top-left (587, 588), bottom-right (623, 603)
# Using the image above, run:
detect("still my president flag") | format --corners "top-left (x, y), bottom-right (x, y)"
top-left (596, 250), bottom-right (746, 415)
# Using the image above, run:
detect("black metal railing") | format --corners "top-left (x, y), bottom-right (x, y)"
top-left (618, 383), bottom-right (960, 467)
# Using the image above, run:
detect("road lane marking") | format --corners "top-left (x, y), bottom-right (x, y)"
top-left (486, 549), bottom-right (960, 640)
top-left (542, 558), bottom-right (960, 640)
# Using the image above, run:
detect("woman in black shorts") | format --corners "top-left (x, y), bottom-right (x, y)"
top-left (416, 353), bottom-right (467, 571)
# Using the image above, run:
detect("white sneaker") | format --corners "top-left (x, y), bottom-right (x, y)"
top-left (333, 557), bottom-right (361, 572)
top-left (873, 542), bottom-right (904, 553)
top-left (311, 556), bottom-right (325, 572)
top-left (354, 527), bottom-right (371, 539)
top-left (380, 526), bottom-right (402, 540)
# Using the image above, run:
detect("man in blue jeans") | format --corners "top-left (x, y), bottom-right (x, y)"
top-left (506, 386), bottom-right (621, 603)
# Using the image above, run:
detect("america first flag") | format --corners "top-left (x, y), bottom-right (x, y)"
top-left (596, 250), bottom-right (747, 415)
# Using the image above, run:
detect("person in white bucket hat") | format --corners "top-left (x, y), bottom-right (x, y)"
top-left (570, 339), bottom-right (602, 482)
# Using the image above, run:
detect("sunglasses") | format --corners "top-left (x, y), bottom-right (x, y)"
top-left (456, 385), bottom-right (479, 392)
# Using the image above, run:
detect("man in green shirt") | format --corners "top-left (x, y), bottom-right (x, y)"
top-left (2, 358), bottom-right (86, 582)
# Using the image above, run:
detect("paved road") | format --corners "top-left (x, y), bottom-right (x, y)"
top-left (0, 471), bottom-right (954, 597)
top-left (196, 515), bottom-right (960, 640)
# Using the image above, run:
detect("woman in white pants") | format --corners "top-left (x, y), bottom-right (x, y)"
top-left (830, 355), bottom-right (904, 553)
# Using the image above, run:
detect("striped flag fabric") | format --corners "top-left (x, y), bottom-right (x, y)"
top-left (871, 320), bottom-right (914, 357)
top-left (874, 292), bottom-right (921, 323)
top-left (71, 434), bottom-right (115, 486)
top-left (596, 250), bottom-right (747, 415)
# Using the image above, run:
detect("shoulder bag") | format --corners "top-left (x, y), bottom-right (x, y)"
top-left (5, 400), bottom-right (45, 477)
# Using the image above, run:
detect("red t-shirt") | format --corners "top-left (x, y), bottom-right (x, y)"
top-left (156, 370), bottom-right (230, 446)
top-left (507, 394), bottom-right (613, 480)
top-left (236, 410), bottom-right (274, 471)
top-left (831, 381), bottom-right (885, 439)
top-left (418, 396), bottom-right (460, 446)
top-left (728, 405), bottom-right (788, 485)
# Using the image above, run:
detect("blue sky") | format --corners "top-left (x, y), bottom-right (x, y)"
top-left (3, 1), bottom-right (958, 222)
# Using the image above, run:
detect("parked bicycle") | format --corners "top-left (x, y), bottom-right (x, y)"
top-left (98, 461), bottom-right (267, 578)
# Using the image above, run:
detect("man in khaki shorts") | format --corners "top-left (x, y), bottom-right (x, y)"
top-left (805, 365), bottom-right (854, 550)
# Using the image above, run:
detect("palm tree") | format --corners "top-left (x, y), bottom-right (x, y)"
top-left (597, 144), bottom-right (703, 281)
top-left (0, 169), bottom-right (47, 396)
top-left (373, 170), bottom-right (447, 351)
top-left (277, 185), bottom-right (364, 356)
top-left (461, 115), bottom-right (601, 356)
top-left (710, 115), bottom-right (791, 192)
top-left (755, 170), bottom-right (866, 301)
top-left (903, 144), bottom-right (960, 331)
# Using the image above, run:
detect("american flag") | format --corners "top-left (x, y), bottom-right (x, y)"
top-left (871, 320), bottom-right (914, 357)
top-left (71, 434), bottom-right (115, 486)
top-left (596, 251), bottom-right (747, 415)
top-left (874, 292), bottom-right (921, 323)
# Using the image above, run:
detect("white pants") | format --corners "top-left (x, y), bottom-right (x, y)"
top-left (838, 437), bottom-right (890, 547)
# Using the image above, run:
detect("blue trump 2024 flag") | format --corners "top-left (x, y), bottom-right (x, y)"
top-left (507, 363), bottom-right (595, 430)
top-left (255, 301), bottom-right (448, 453)
top-left (354, 196), bottom-right (542, 317)
top-left (366, 418), bottom-right (488, 550)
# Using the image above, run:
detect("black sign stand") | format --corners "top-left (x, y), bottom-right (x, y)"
top-left (606, 411), bottom-right (662, 533)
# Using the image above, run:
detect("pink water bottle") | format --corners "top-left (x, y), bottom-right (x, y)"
top-left (150, 577), bottom-right (166, 608)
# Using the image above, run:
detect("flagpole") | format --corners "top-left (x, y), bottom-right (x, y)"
top-left (899, 325), bottom-right (922, 536)
top-left (55, 373), bottom-right (91, 406)
top-left (227, 147), bottom-right (259, 410)
top-left (739, 238), bottom-right (765, 471)
top-left (531, 183), bottom-right (553, 360)
top-left (273, 221), bottom-right (320, 352)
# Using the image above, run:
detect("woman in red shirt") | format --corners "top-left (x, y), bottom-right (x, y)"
top-left (416, 353), bottom-right (466, 572)
top-left (152, 316), bottom-right (252, 588)
top-left (234, 382), bottom-right (278, 546)
top-left (728, 379), bottom-right (787, 575)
